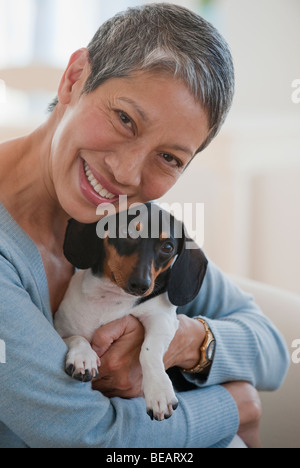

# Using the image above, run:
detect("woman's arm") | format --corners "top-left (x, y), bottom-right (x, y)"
top-left (0, 254), bottom-right (239, 448)
top-left (177, 261), bottom-right (290, 390)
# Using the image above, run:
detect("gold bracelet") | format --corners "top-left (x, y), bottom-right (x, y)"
top-left (183, 318), bottom-right (216, 374)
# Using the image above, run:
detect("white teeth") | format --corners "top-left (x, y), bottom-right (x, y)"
top-left (94, 184), bottom-right (102, 192)
top-left (83, 162), bottom-right (116, 200)
top-left (100, 189), bottom-right (109, 197)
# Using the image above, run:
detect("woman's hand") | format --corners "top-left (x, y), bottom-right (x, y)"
top-left (164, 314), bottom-right (206, 370)
top-left (91, 314), bottom-right (206, 398)
top-left (91, 315), bottom-right (145, 398)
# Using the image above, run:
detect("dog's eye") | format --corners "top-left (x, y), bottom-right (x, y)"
top-left (161, 242), bottom-right (175, 254)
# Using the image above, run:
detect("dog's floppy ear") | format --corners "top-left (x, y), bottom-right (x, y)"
top-left (63, 219), bottom-right (103, 269)
top-left (167, 232), bottom-right (208, 307)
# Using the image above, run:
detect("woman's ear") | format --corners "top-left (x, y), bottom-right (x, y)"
top-left (63, 219), bottom-right (104, 270)
top-left (167, 234), bottom-right (208, 307)
top-left (58, 48), bottom-right (90, 105)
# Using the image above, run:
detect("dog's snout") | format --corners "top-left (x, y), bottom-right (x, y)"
top-left (128, 276), bottom-right (152, 296)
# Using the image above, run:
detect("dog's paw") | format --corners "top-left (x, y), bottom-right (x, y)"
top-left (143, 375), bottom-right (178, 421)
top-left (65, 345), bottom-right (101, 382)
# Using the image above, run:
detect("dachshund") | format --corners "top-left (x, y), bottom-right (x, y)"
top-left (54, 203), bottom-right (208, 421)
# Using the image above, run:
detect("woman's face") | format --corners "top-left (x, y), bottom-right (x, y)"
top-left (50, 64), bottom-right (209, 223)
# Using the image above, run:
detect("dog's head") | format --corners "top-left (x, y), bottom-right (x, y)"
top-left (64, 203), bottom-right (208, 306)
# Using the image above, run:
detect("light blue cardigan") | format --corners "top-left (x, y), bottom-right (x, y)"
top-left (0, 203), bottom-right (289, 448)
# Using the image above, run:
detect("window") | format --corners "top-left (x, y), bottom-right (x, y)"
top-left (0, 0), bottom-right (147, 68)
top-left (0, 0), bottom-right (200, 128)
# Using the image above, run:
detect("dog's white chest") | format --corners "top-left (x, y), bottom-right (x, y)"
top-left (54, 270), bottom-right (137, 341)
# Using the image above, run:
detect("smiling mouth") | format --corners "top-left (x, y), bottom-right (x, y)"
top-left (83, 161), bottom-right (117, 200)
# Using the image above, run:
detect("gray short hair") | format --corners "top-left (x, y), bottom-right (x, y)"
top-left (50, 3), bottom-right (234, 153)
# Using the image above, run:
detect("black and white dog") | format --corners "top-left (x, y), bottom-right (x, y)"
top-left (54, 203), bottom-right (208, 421)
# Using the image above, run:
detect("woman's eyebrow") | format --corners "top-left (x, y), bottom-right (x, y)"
top-left (168, 144), bottom-right (194, 158)
top-left (118, 97), bottom-right (149, 122)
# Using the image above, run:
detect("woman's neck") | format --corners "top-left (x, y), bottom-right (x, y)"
top-left (0, 119), bottom-right (69, 247)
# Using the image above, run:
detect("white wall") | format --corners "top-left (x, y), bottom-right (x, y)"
top-left (220, 0), bottom-right (300, 117)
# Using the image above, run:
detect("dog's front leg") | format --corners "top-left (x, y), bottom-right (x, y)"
top-left (64, 336), bottom-right (101, 382)
top-left (136, 303), bottom-right (179, 421)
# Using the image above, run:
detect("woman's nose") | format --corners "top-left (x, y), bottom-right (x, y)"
top-left (104, 151), bottom-right (145, 188)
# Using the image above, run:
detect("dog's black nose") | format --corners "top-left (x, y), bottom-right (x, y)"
top-left (128, 277), bottom-right (151, 296)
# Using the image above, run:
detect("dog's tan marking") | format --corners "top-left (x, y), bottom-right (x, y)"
top-left (103, 240), bottom-right (140, 290)
top-left (160, 231), bottom-right (171, 240)
top-left (153, 257), bottom-right (174, 279)
top-left (144, 257), bottom-right (175, 297)
top-left (136, 222), bottom-right (143, 232)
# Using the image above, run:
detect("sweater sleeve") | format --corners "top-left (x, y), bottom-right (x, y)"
top-left (178, 261), bottom-right (290, 390)
top-left (0, 254), bottom-right (239, 448)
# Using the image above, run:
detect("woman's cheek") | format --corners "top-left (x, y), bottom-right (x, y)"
top-left (141, 176), bottom-right (175, 201)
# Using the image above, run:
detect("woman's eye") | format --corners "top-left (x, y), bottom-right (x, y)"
top-left (160, 153), bottom-right (183, 169)
top-left (118, 111), bottom-right (134, 130)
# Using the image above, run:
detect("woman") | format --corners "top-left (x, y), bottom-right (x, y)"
top-left (0, 4), bottom-right (289, 448)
